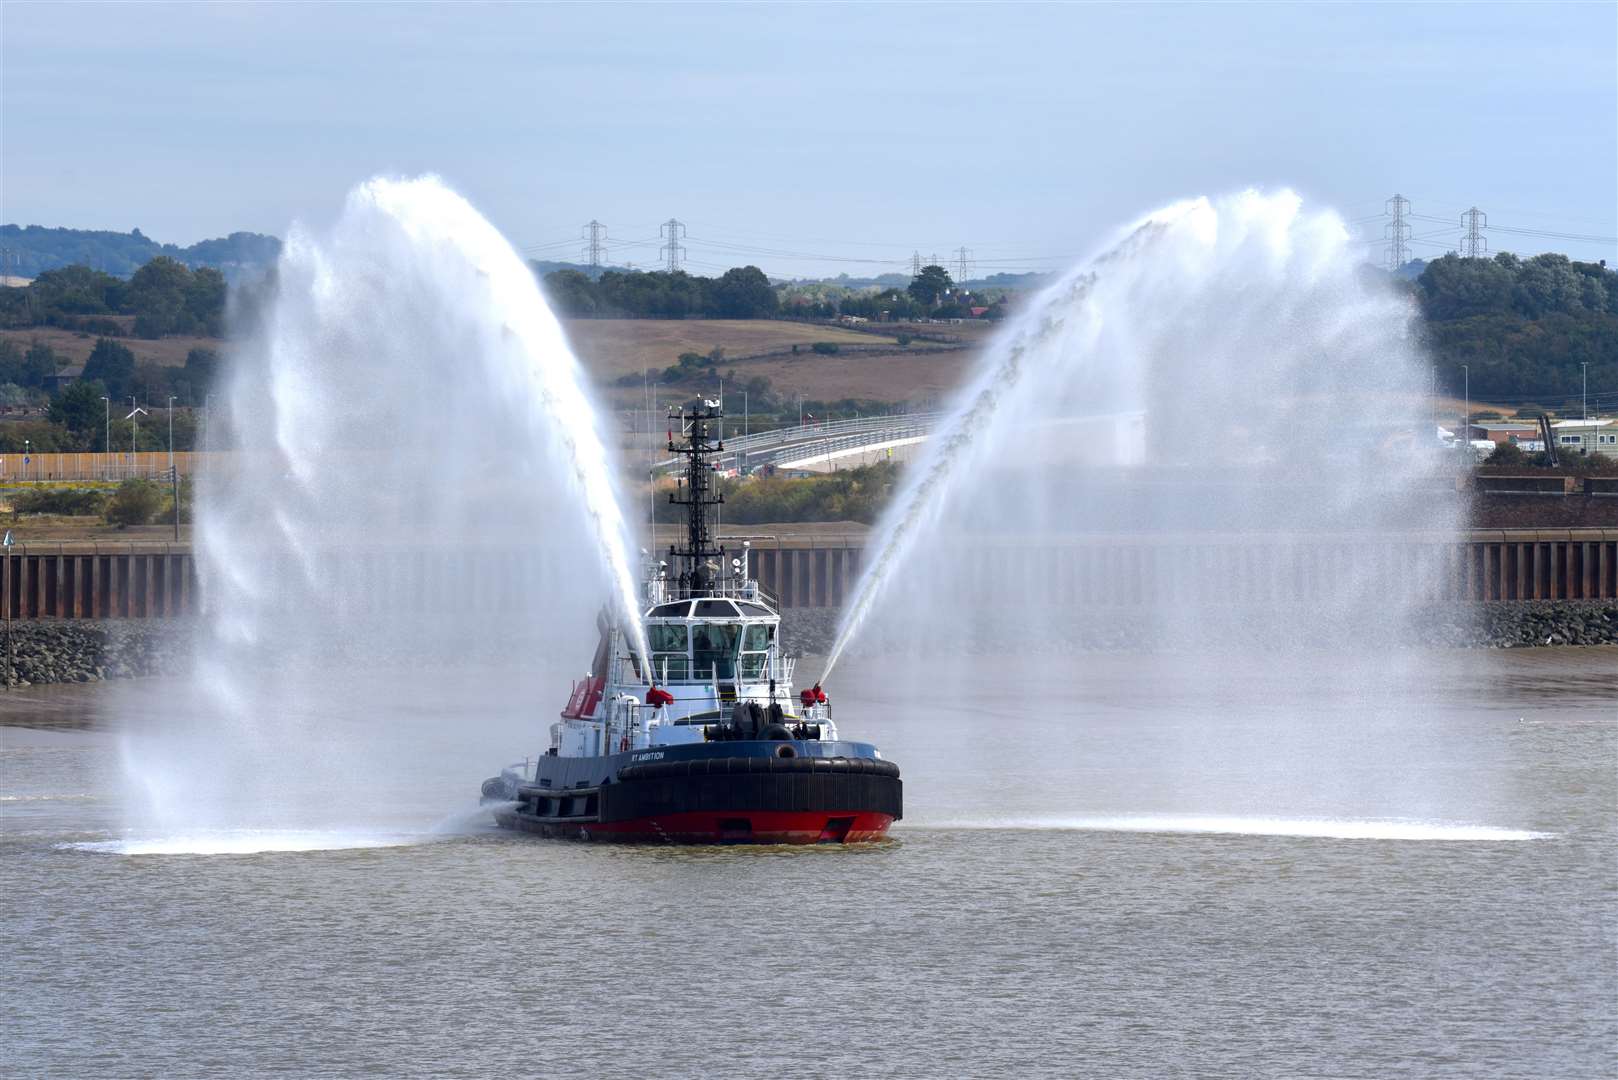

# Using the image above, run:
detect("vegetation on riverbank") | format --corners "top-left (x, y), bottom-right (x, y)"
top-left (3, 476), bottom-right (191, 528)
top-left (651, 462), bottom-right (899, 525)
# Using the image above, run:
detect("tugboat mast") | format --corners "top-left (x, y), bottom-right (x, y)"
top-left (666, 402), bottom-right (725, 596)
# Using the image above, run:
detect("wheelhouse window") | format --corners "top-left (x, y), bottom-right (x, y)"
top-left (648, 624), bottom-right (688, 653)
top-left (738, 623), bottom-right (775, 679)
top-left (648, 622), bottom-right (690, 681)
top-left (692, 621), bottom-right (742, 679)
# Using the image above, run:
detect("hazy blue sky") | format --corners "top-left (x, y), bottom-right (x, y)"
top-left (3, 2), bottom-right (1614, 277)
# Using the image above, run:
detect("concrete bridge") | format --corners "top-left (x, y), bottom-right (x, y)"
top-left (653, 412), bottom-right (941, 475)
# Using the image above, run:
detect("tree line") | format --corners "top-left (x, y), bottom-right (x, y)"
top-left (0, 224), bottom-right (279, 280)
top-left (0, 257), bottom-right (227, 338)
top-left (542, 265), bottom-right (780, 319)
top-left (1412, 252), bottom-right (1616, 404)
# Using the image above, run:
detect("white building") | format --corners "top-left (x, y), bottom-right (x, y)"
top-left (1550, 418), bottom-right (1618, 458)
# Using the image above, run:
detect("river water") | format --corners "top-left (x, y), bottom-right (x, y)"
top-left (3, 648), bottom-right (1614, 1078)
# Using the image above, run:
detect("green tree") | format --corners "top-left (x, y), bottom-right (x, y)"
top-left (82, 339), bottom-right (136, 400)
top-left (180, 347), bottom-right (220, 405)
top-left (105, 478), bottom-right (164, 526)
top-left (21, 342), bottom-right (60, 389)
top-left (48, 380), bottom-right (107, 441)
top-left (710, 266), bottom-right (778, 318)
top-left (907, 265), bottom-right (953, 306)
top-left (541, 269), bottom-right (599, 316)
top-left (184, 267), bottom-right (227, 335)
top-left (128, 255), bottom-right (194, 337)
top-left (1485, 442), bottom-right (1531, 468)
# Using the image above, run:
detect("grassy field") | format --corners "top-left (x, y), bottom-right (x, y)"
top-left (566, 318), bottom-right (983, 408)
top-left (559, 319), bottom-right (932, 379)
top-left (0, 326), bottom-right (218, 368)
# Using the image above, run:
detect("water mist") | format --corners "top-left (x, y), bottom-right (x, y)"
top-left (116, 176), bottom-right (645, 850)
top-left (829, 190), bottom-right (1456, 672)
top-left (824, 190), bottom-right (1482, 833)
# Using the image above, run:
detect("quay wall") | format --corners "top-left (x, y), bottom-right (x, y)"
top-left (3, 530), bottom-right (1618, 620)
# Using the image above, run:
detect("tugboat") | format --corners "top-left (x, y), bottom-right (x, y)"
top-left (480, 401), bottom-right (901, 843)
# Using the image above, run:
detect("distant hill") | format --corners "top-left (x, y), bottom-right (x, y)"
top-left (529, 259), bottom-right (607, 280)
top-left (0, 225), bottom-right (281, 282)
top-left (969, 271), bottom-right (1055, 290)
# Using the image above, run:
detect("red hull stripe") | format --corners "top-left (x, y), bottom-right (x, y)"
top-left (497, 809), bottom-right (894, 845)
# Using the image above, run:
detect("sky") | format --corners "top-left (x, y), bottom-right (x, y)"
top-left (2, 2), bottom-right (1614, 278)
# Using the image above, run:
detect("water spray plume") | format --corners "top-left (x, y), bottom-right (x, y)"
top-left (818, 214), bottom-right (1174, 685)
top-left (119, 175), bottom-right (648, 847)
top-left (822, 189), bottom-right (1456, 677)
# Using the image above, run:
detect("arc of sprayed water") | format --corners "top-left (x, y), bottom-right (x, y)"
top-left (818, 222), bottom-right (1170, 686)
top-left (496, 318), bottom-right (653, 678)
top-left (363, 177), bottom-right (653, 675)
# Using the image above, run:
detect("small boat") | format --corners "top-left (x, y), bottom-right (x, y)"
top-left (480, 401), bottom-right (901, 843)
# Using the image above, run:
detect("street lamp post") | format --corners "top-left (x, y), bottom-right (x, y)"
top-left (1583, 362), bottom-right (1589, 422)
top-left (1461, 364), bottom-right (1469, 464)
top-left (126, 399), bottom-right (148, 477)
top-left (22, 439), bottom-right (29, 482)
top-left (101, 397), bottom-right (110, 479)
top-left (167, 396), bottom-right (176, 471)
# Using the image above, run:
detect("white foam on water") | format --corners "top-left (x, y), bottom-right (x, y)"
top-left (1, 793), bottom-right (98, 802)
top-left (61, 830), bottom-right (426, 856)
top-left (917, 815), bottom-right (1553, 841)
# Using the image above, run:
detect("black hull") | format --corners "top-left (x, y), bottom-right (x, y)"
top-left (489, 754), bottom-right (902, 844)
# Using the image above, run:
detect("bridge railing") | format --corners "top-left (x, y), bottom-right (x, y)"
top-left (653, 412), bottom-right (944, 473)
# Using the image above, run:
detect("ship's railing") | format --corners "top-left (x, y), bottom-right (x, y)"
top-left (645, 577), bottom-right (777, 607)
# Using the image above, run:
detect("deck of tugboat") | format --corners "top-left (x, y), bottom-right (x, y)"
top-left (496, 736), bottom-right (886, 794)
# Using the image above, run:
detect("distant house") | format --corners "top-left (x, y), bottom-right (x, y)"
top-left (1550, 418), bottom-right (1618, 458)
top-left (46, 364), bottom-right (84, 393)
top-left (1471, 421), bottom-right (1541, 445)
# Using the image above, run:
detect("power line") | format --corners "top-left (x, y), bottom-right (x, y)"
top-left (581, 219), bottom-right (609, 268)
top-left (1385, 194), bottom-right (1412, 271)
top-left (659, 218), bottom-right (687, 273)
top-left (1485, 224), bottom-right (1618, 244)
top-left (954, 246), bottom-right (974, 284)
top-left (1461, 207), bottom-right (1487, 259)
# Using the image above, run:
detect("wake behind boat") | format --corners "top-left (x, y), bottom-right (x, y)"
top-left (480, 401), bottom-right (901, 843)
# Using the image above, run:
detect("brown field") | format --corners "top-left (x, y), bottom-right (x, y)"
top-left (560, 319), bottom-right (936, 380)
top-left (722, 349), bottom-right (971, 405)
top-left (0, 326), bottom-right (219, 369)
top-left (570, 318), bottom-right (987, 408)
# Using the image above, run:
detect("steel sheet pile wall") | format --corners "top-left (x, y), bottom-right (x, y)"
top-left (746, 531), bottom-right (1618, 609)
top-left (2, 546), bottom-right (196, 619)
top-left (2, 531), bottom-right (1614, 619)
